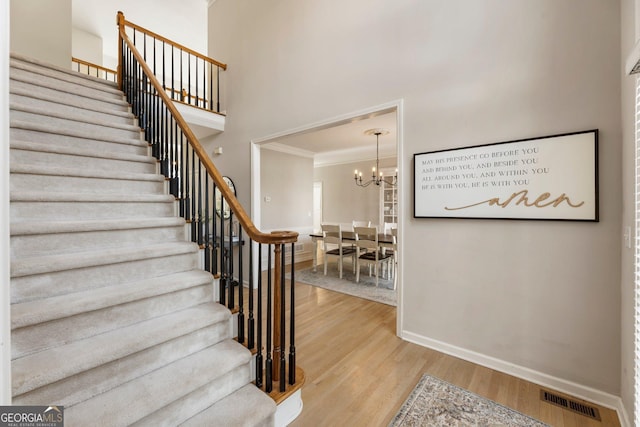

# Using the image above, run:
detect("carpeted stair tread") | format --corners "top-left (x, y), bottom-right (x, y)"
top-left (10, 190), bottom-right (173, 203)
top-left (12, 303), bottom-right (233, 397)
top-left (10, 53), bottom-right (120, 92)
top-left (182, 384), bottom-right (276, 427)
top-left (10, 86), bottom-right (133, 120)
top-left (10, 139), bottom-right (154, 164)
top-left (10, 60), bottom-right (124, 100)
top-left (10, 217), bottom-right (184, 236)
top-left (64, 340), bottom-right (251, 426)
top-left (10, 241), bottom-right (198, 278)
top-left (10, 163), bottom-right (164, 183)
top-left (11, 270), bottom-right (214, 329)
top-left (10, 119), bottom-right (147, 148)
top-left (10, 102), bottom-right (141, 133)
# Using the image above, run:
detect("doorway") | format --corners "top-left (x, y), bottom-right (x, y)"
top-left (250, 99), bottom-right (404, 335)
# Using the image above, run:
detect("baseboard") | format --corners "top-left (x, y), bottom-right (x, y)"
top-left (402, 331), bottom-right (631, 426)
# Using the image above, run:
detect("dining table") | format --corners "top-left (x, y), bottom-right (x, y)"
top-left (309, 231), bottom-right (396, 272)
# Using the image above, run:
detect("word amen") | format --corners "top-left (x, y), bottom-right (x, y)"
top-left (444, 190), bottom-right (584, 211)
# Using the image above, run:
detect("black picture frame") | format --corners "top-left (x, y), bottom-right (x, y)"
top-left (413, 130), bottom-right (599, 221)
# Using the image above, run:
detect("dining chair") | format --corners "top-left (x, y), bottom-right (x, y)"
top-left (352, 220), bottom-right (371, 229)
top-left (322, 224), bottom-right (356, 279)
top-left (354, 226), bottom-right (392, 287)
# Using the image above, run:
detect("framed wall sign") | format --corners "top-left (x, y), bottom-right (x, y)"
top-left (413, 130), bottom-right (599, 221)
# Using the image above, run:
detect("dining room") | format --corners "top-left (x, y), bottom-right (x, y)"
top-left (254, 109), bottom-right (399, 306)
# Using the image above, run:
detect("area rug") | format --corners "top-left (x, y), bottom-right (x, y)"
top-left (289, 266), bottom-right (396, 306)
top-left (389, 375), bottom-right (550, 427)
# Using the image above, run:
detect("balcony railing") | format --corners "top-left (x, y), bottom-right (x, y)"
top-left (118, 13), bottom-right (226, 114)
top-left (117, 11), bottom-right (301, 397)
top-left (71, 57), bottom-right (117, 82)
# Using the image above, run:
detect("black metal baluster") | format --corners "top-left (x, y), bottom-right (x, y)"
top-left (184, 139), bottom-right (191, 220)
top-left (265, 245), bottom-right (273, 393)
top-left (279, 244), bottom-right (286, 392)
top-left (256, 243), bottom-right (263, 388)
top-left (204, 175), bottom-right (210, 272)
top-left (228, 210), bottom-right (234, 310)
top-left (248, 239), bottom-right (255, 350)
top-left (237, 225), bottom-right (244, 344)
top-left (219, 194), bottom-right (226, 305)
top-left (180, 49), bottom-right (183, 102)
top-left (289, 242), bottom-right (296, 385)
top-left (188, 53), bottom-right (191, 105)
top-left (217, 65), bottom-right (220, 113)
top-left (197, 161), bottom-right (203, 245)
top-left (195, 56), bottom-right (199, 107)
top-left (212, 183), bottom-right (218, 275)
top-left (190, 147), bottom-right (197, 242)
top-left (209, 62), bottom-right (213, 111)
top-left (171, 45), bottom-right (175, 101)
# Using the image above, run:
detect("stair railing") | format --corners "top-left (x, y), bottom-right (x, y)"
top-left (117, 12), bottom-right (226, 114)
top-left (71, 57), bottom-right (117, 82)
top-left (117, 11), bottom-right (301, 395)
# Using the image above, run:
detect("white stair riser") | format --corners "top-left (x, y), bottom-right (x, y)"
top-left (10, 58), bottom-right (121, 94)
top-left (10, 93), bottom-right (134, 125)
top-left (10, 148), bottom-right (156, 174)
top-left (13, 284), bottom-right (215, 359)
top-left (11, 110), bottom-right (141, 140)
top-left (10, 200), bottom-right (174, 221)
top-left (11, 225), bottom-right (185, 259)
top-left (11, 173), bottom-right (164, 195)
top-left (10, 79), bottom-right (128, 113)
top-left (11, 252), bottom-right (200, 303)
top-left (10, 69), bottom-right (125, 102)
top-left (135, 364), bottom-right (253, 427)
top-left (13, 324), bottom-right (231, 407)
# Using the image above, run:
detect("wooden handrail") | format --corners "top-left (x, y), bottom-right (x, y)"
top-left (118, 14), bottom-right (297, 246)
top-left (118, 11), bottom-right (227, 70)
top-left (71, 57), bottom-right (117, 75)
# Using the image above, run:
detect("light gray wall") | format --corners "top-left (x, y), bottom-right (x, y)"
top-left (315, 158), bottom-right (396, 228)
top-left (72, 28), bottom-right (102, 66)
top-left (260, 148), bottom-right (313, 231)
top-left (620, 0), bottom-right (636, 420)
top-left (10, 0), bottom-right (71, 69)
top-left (208, 0), bottom-right (622, 396)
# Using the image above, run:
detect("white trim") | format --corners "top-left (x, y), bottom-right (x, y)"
top-left (314, 148), bottom-right (397, 167)
top-left (394, 100), bottom-right (404, 336)
top-left (402, 331), bottom-right (631, 426)
top-left (274, 389), bottom-right (303, 427)
top-left (261, 142), bottom-right (315, 159)
top-left (251, 99), bottom-right (404, 337)
top-left (627, 38), bottom-right (640, 75)
top-left (1, 0), bottom-right (11, 405)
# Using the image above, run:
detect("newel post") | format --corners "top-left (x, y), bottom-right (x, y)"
top-left (116, 11), bottom-right (125, 90)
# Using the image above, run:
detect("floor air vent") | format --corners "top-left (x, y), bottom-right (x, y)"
top-left (540, 390), bottom-right (601, 421)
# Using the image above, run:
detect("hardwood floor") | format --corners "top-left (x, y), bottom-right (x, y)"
top-left (285, 265), bottom-right (621, 427)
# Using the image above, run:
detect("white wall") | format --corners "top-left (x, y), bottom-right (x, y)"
top-left (1, 0), bottom-right (11, 406)
top-left (208, 0), bottom-right (622, 400)
top-left (621, 0), bottom-right (637, 422)
top-left (10, 0), bottom-right (71, 69)
top-left (72, 27), bottom-right (103, 65)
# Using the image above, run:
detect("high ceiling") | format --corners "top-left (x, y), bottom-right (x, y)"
top-left (71, 0), bottom-right (397, 166)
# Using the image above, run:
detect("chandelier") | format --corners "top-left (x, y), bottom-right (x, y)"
top-left (354, 128), bottom-right (397, 187)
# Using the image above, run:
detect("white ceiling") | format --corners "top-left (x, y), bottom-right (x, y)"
top-left (263, 111), bottom-right (397, 166)
top-left (72, 0), bottom-right (208, 64)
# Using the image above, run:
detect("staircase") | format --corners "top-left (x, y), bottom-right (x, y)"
top-left (8, 53), bottom-right (276, 426)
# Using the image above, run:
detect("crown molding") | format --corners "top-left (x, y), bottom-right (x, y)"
top-left (262, 142), bottom-right (315, 159)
